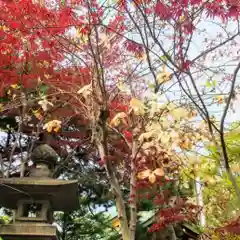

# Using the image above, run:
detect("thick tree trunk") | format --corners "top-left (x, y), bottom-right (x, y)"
top-left (96, 123), bottom-right (130, 240)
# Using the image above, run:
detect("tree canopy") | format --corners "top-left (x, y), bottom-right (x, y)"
top-left (0, 0), bottom-right (240, 239)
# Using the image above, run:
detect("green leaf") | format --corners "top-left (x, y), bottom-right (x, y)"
top-left (0, 96), bottom-right (9, 103)
top-left (148, 83), bottom-right (155, 89)
top-left (182, 223), bottom-right (202, 234)
top-left (162, 181), bottom-right (173, 190)
top-left (205, 80), bottom-right (212, 88)
top-left (39, 84), bottom-right (49, 95)
top-left (160, 52), bottom-right (170, 62)
top-left (205, 79), bottom-right (217, 88)
top-left (212, 79), bottom-right (217, 87)
top-left (27, 63), bottom-right (32, 72)
top-left (160, 55), bottom-right (168, 62)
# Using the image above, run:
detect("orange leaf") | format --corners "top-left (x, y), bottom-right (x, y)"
top-left (43, 120), bottom-right (62, 133)
top-left (215, 96), bottom-right (224, 104)
top-left (149, 173), bottom-right (156, 184)
top-left (137, 169), bottom-right (151, 179)
top-left (109, 112), bottom-right (128, 127)
top-left (54, 126), bottom-right (61, 132)
top-left (47, 126), bottom-right (52, 133)
top-left (153, 168), bottom-right (165, 177)
top-left (34, 111), bottom-right (43, 120)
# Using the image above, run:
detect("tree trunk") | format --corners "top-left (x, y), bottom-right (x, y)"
top-left (97, 124), bottom-right (130, 240)
top-left (195, 175), bottom-right (206, 227)
top-left (155, 225), bottom-right (177, 240)
top-left (129, 141), bottom-right (137, 240)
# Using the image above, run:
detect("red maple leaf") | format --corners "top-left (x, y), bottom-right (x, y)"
top-left (155, 1), bottom-right (171, 20)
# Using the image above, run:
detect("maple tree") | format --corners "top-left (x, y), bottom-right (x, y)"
top-left (1, 0), bottom-right (240, 239)
top-left (113, 0), bottom-right (240, 203)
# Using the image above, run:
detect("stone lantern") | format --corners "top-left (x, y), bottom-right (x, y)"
top-left (0, 144), bottom-right (79, 240)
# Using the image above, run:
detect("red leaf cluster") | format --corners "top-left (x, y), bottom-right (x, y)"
top-left (217, 217), bottom-right (240, 235)
top-left (155, 1), bottom-right (172, 20)
top-left (148, 203), bottom-right (199, 232)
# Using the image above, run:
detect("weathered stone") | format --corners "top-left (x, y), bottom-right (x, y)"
top-left (0, 178), bottom-right (79, 211)
top-left (0, 143), bottom-right (78, 240)
top-left (0, 223), bottom-right (58, 240)
top-left (31, 144), bottom-right (58, 166)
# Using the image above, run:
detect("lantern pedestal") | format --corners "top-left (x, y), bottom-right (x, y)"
top-left (0, 223), bottom-right (58, 240)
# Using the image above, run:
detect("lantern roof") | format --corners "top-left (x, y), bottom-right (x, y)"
top-left (0, 177), bottom-right (79, 211)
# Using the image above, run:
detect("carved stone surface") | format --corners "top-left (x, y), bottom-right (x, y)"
top-left (30, 144), bottom-right (59, 178)
top-left (0, 223), bottom-right (58, 240)
top-left (0, 178), bottom-right (79, 211)
top-left (15, 200), bottom-right (52, 224)
top-left (0, 143), bottom-right (78, 240)
top-left (31, 144), bottom-right (58, 166)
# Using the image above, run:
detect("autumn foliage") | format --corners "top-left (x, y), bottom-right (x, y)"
top-left (1, 0), bottom-right (240, 239)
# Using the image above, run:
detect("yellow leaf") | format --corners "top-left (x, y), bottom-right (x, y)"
top-left (11, 84), bottom-right (19, 89)
top-left (137, 169), bottom-right (151, 179)
top-left (215, 95), bottom-right (224, 104)
top-left (170, 131), bottom-right (179, 140)
top-left (149, 173), bottom-right (156, 184)
top-left (171, 107), bottom-right (188, 121)
top-left (76, 28), bottom-right (88, 44)
top-left (33, 110), bottom-right (43, 120)
top-left (136, 53), bottom-right (147, 61)
top-left (205, 176), bottom-right (216, 185)
top-left (0, 25), bottom-right (9, 31)
top-left (54, 126), bottom-right (61, 132)
top-left (117, 80), bottom-right (130, 93)
top-left (179, 15), bottom-right (185, 22)
top-left (160, 132), bottom-right (170, 144)
top-left (188, 110), bottom-right (198, 119)
top-left (47, 125), bottom-right (52, 133)
top-left (38, 98), bottom-right (53, 111)
top-left (112, 218), bottom-right (120, 228)
top-left (188, 155), bottom-right (201, 164)
top-left (43, 120), bottom-right (62, 133)
top-left (42, 61), bottom-right (50, 67)
top-left (211, 233), bottom-right (220, 240)
top-left (76, 28), bottom-right (82, 38)
top-left (138, 130), bottom-right (155, 143)
top-left (161, 117), bottom-right (172, 129)
top-left (180, 138), bottom-right (192, 149)
top-left (109, 112), bottom-right (128, 127)
top-left (167, 103), bottom-right (176, 111)
top-left (130, 97), bottom-right (145, 115)
top-left (156, 65), bottom-right (171, 84)
top-left (153, 168), bottom-right (164, 177)
top-left (99, 32), bottom-right (111, 49)
top-left (231, 164), bottom-right (240, 173)
top-left (44, 74), bottom-right (51, 79)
